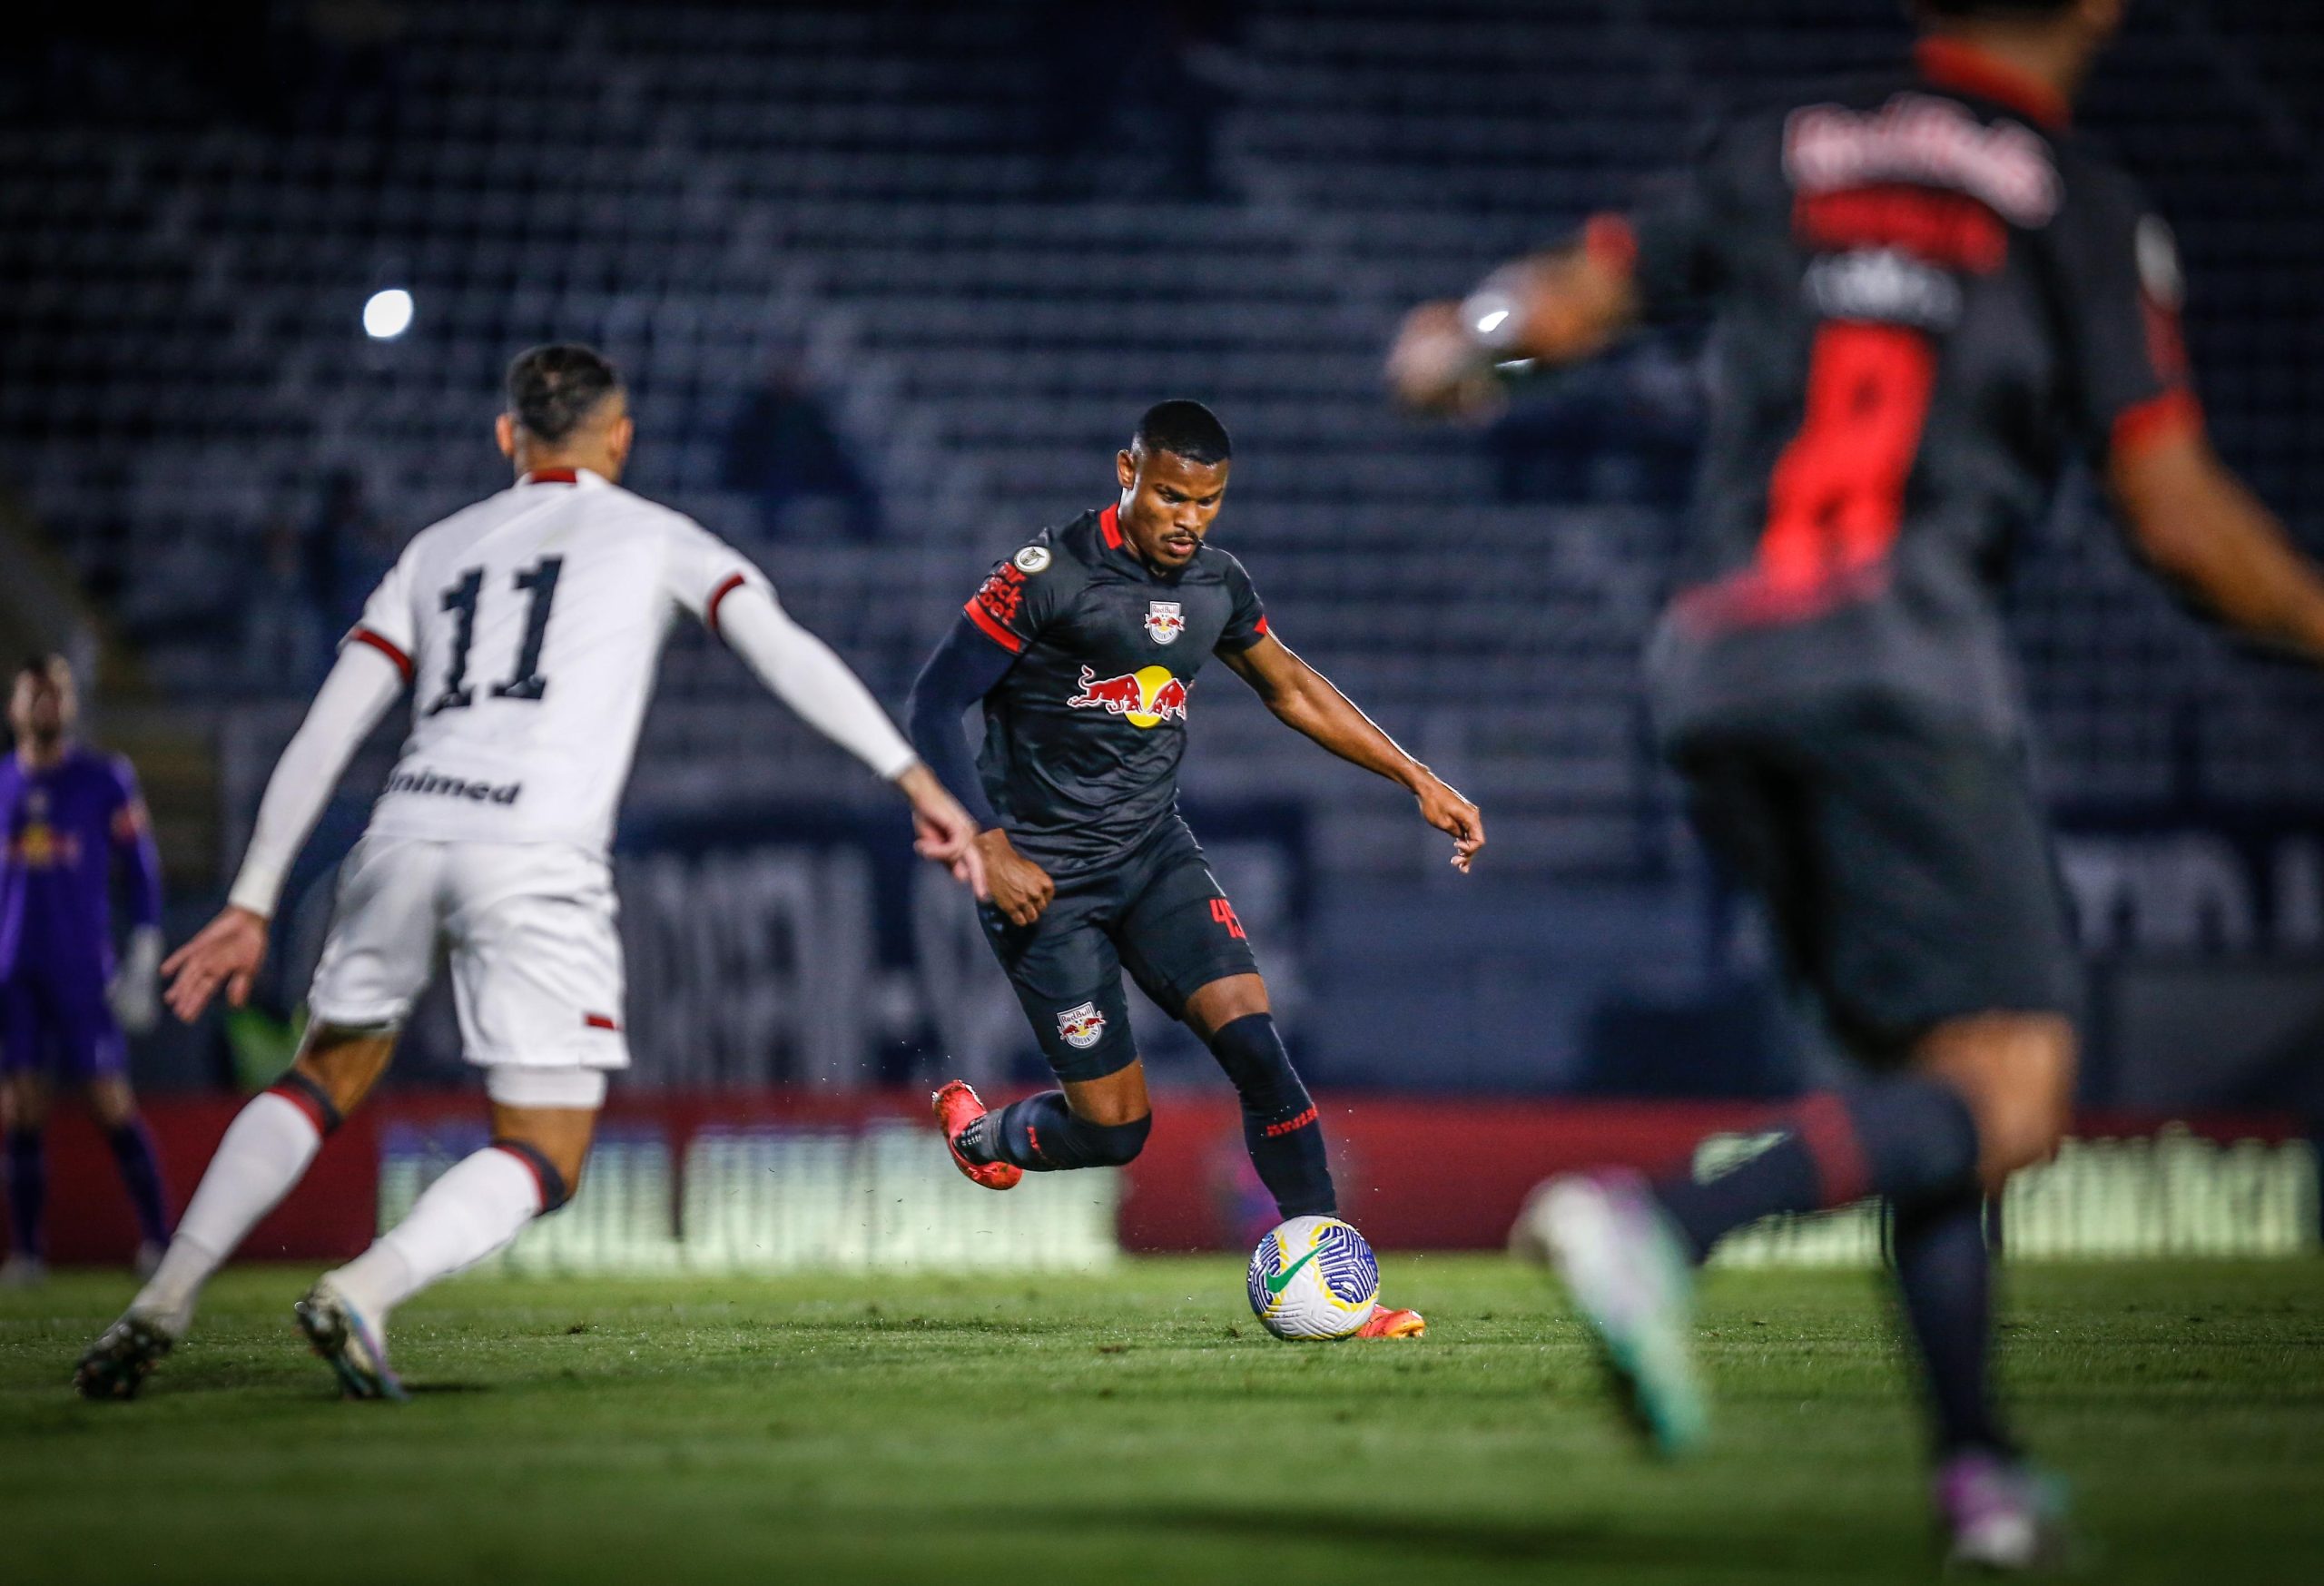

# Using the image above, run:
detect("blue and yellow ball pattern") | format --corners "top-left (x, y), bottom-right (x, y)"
top-left (1246, 1216), bottom-right (1381, 1340)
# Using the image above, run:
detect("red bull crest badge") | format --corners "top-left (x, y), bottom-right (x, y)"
top-left (1144, 600), bottom-right (1186, 645)
top-left (1056, 1001), bottom-right (1108, 1050)
top-left (1066, 665), bottom-right (1188, 730)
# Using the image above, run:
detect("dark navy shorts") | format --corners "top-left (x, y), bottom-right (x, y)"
top-left (0, 967), bottom-right (127, 1084)
top-left (980, 820), bottom-right (1260, 1082)
top-left (1672, 699), bottom-right (2082, 1063)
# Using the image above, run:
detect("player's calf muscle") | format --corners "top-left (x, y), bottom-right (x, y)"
top-left (488, 1104), bottom-right (596, 1191)
top-left (291, 1029), bottom-right (398, 1118)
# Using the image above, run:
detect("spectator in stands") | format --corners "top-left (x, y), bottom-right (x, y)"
top-left (720, 360), bottom-right (884, 542)
top-left (312, 469), bottom-right (398, 638)
top-left (240, 517), bottom-right (328, 694)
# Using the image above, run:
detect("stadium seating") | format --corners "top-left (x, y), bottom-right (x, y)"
top-left (2, 0), bottom-right (2319, 883)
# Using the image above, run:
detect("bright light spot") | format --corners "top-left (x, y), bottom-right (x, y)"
top-left (363, 288), bottom-right (414, 340)
top-left (1473, 308), bottom-right (1510, 335)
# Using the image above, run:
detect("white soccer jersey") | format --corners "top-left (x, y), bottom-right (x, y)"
top-left (347, 468), bottom-right (763, 854)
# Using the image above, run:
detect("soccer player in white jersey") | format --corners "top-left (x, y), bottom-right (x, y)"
top-left (74, 344), bottom-right (985, 1400)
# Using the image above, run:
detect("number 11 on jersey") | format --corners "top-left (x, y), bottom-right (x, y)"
top-left (426, 557), bottom-right (564, 716)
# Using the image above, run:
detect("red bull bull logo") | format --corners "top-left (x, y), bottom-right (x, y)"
top-left (1066, 665), bottom-right (1188, 730)
top-left (1056, 1001), bottom-right (1108, 1050)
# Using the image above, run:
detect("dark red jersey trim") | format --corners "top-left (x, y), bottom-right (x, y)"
top-left (1252, 614), bottom-right (1269, 637)
top-left (491, 1142), bottom-right (556, 1210)
top-left (704, 572), bottom-right (747, 636)
top-left (584, 1012), bottom-right (621, 1032)
top-left (1582, 212), bottom-right (1639, 278)
top-left (2112, 388), bottom-right (2204, 458)
top-left (1792, 1092), bottom-right (1871, 1207)
top-left (963, 598), bottom-right (1025, 653)
top-left (348, 626), bottom-right (414, 681)
top-left (1099, 503), bottom-right (1124, 549)
top-left (1915, 38), bottom-right (2069, 131)
top-left (523, 468), bottom-right (579, 485)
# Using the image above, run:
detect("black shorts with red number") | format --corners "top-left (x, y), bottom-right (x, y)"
top-left (980, 817), bottom-right (1258, 1081)
top-left (1673, 696), bottom-right (2082, 1064)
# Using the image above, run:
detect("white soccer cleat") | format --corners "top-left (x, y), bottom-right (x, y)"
top-left (1512, 1167), bottom-right (1709, 1456)
top-left (295, 1279), bottom-right (407, 1402)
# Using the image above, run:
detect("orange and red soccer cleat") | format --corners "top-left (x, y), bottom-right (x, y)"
top-left (1356, 1304), bottom-right (1427, 1340)
top-left (931, 1080), bottom-right (1023, 1191)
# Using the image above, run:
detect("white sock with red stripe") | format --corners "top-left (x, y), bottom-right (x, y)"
top-left (133, 1090), bottom-right (323, 1335)
top-left (325, 1146), bottom-right (543, 1321)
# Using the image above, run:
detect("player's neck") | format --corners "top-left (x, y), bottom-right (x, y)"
top-left (15, 735), bottom-right (68, 772)
top-left (1920, 25), bottom-right (2091, 119)
top-left (509, 453), bottom-right (618, 485)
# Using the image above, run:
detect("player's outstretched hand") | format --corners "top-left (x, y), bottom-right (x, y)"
top-left (897, 763), bottom-right (990, 900)
top-left (974, 830), bottom-right (1055, 927)
top-left (1386, 301), bottom-right (1505, 419)
top-left (160, 906), bottom-right (270, 1022)
top-left (1415, 775), bottom-right (1486, 873)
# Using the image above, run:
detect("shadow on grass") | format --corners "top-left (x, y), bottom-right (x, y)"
top-left (1003, 1501), bottom-right (1838, 1571)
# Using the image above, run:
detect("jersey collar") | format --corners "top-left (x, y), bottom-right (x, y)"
top-left (518, 467), bottom-right (608, 488)
top-left (1096, 502), bottom-right (1189, 584)
top-left (1915, 37), bottom-right (2071, 132)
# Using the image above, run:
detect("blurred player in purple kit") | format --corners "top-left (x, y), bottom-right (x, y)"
top-left (1, 655), bottom-right (171, 1285)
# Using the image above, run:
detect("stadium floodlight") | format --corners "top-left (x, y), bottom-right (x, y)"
top-left (362, 288), bottom-right (415, 340)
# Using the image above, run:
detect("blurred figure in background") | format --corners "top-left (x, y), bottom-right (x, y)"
top-left (0, 655), bottom-right (169, 1285)
top-left (313, 468), bottom-right (399, 641)
top-left (720, 358), bottom-right (885, 542)
top-left (1393, 0), bottom-right (2324, 1567)
top-left (1033, 0), bottom-right (1243, 202)
top-left (241, 517), bottom-right (330, 694)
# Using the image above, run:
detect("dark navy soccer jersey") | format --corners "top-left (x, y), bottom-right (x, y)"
top-left (962, 503), bottom-right (1268, 875)
top-left (1597, 37), bottom-right (2202, 744)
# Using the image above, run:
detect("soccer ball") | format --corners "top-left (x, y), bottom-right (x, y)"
top-left (1246, 1216), bottom-right (1380, 1340)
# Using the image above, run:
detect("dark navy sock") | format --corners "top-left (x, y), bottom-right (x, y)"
top-left (1654, 1077), bottom-right (1980, 1262)
top-left (987, 1091), bottom-right (1150, 1169)
top-left (1207, 1013), bottom-right (1335, 1219)
top-left (1894, 1187), bottom-right (2012, 1458)
top-left (106, 1119), bottom-right (172, 1246)
top-left (5, 1128), bottom-right (45, 1261)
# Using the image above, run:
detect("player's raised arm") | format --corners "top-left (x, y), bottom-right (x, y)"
top-left (1216, 629), bottom-right (1483, 873)
top-left (164, 635), bottom-right (410, 1021)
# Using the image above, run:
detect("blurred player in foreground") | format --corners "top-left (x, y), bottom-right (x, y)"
top-left (1391, 0), bottom-right (2324, 1567)
top-left (908, 400), bottom-right (1482, 1339)
top-left (1, 655), bottom-right (170, 1284)
top-left (76, 344), bottom-right (985, 1400)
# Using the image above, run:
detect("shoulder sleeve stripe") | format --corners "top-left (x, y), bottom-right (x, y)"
top-left (704, 571), bottom-right (749, 637)
top-left (2112, 388), bottom-right (2204, 458)
top-left (348, 626), bottom-right (413, 682)
top-left (1253, 614), bottom-right (1269, 637)
top-left (963, 598), bottom-right (1025, 654)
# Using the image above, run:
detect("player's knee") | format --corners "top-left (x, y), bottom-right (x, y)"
top-left (1924, 1014), bottom-right (2076, 1185)
top-left (1077, 1111), bottom-right (1151, 1167)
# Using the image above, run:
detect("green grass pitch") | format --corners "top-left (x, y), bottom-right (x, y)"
top-left (3, 1257), bottom-right (2319, 1583)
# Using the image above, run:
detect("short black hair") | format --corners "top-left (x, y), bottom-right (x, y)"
top-left (1131, 399), bottom-right (1232, 468)
top-left (506, 343), bottom-right (624, 443)
top-left (1914, 0), bottom-right (2079, 19)
top-left (16, 653), bottom-right (65, 681)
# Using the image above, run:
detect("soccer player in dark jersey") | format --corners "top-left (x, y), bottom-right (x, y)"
top-left (1387, 0), bottom-right (2324, 1566)
top-left (1, 655), bottom-right (172, 1285)
top-left (908, 399), bottom-right (1483, 1339)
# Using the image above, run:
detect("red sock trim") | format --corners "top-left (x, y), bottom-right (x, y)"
top-left (263, 1080), bottom-right (334, 1139)
top-left (490, 1142), bottom-right (556, 1212)
top-left (1792, 1093), bottom-right (1870, 1206)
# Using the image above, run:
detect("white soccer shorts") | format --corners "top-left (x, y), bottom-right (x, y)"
top-left (305, 837), bottom-right (629, 1073)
